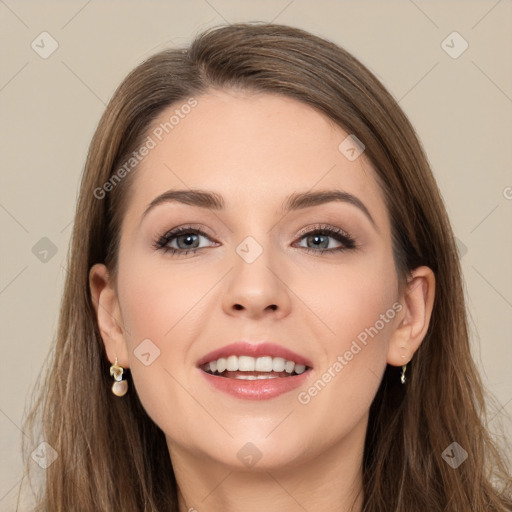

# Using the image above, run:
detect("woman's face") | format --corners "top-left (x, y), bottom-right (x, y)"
top-left (107, 90), bottom-right (404, 470)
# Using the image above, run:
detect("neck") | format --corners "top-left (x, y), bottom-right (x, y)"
top-left (169, 416), bottom-right (366, 512)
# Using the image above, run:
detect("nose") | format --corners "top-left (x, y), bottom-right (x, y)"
top-left (221, 241), bottom-right (292, 320)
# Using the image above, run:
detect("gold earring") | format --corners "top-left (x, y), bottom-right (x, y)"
top-left (400, 364), bottom-right (407, 385)
top-left (110, 357), bottom-right (128, 396)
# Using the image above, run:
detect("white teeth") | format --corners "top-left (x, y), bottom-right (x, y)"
top-left (217, 357), bottom-right (227, 373)
top-left (284, 360), bottom-right (295, 373)
top-left (255, 356), bottom-right (273, 372)
top-left (204, 355), bottom-right (309, 375)
top-left (238, 355), bottom-right (255, 371)
top-left (272, 357), bottom-right (286, 372)
top-left (294, 364), bottom-right (306, 374)
top-left (226, 355), bottom-right (238, 371)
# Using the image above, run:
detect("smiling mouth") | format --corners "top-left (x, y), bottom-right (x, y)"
top-left (200, 355), bottom-right (311, 379)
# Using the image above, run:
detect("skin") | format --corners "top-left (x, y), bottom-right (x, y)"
top-left (90, 90), bottom-right (435, 512)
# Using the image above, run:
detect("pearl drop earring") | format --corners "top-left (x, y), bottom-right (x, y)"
top-left (110, 357), bottom-right (128, 396)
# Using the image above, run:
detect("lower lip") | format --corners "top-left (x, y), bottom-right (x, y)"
top-left (199, 369), bottom-right (312, 400)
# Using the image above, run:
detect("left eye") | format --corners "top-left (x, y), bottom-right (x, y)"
top-left (293, 226), bottom-right (356, 254)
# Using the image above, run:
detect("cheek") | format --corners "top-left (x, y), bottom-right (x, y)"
top-left (338, 266), bottom-right (398, 350)
top-left (293, 250), bottom-right (398, 419)
top-left (115, 262), bottom-right (211, 431)
top-left (117, 260), bottom-right (209, 344)
top-left (304, 247), bottom-right (398, 349)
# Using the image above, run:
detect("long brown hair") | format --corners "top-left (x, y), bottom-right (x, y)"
top-left (21, 22), bottom-right (511, 511)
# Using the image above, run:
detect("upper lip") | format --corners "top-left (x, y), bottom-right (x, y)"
top-left (197, 341), bottom-right (313, 368)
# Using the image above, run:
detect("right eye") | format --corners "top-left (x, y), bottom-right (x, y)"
top-left (153, 226), bottom-right (218, 256)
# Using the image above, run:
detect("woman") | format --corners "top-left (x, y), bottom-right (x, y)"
top-left (22, 22), bottom-right (511, 511)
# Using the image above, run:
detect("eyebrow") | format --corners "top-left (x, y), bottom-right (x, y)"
top-left (141, 188), bottom-right (376, 228)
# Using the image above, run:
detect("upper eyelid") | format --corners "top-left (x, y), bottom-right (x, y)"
top-left (296, 224), bottom-right (352, 238)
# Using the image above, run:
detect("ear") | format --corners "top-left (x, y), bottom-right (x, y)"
top-left (387, 266), bottom-right (436, 366)
top-left (89, 263), bottom-right (130, 368)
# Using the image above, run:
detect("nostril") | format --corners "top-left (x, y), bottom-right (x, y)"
top-left (232, 304), bottom-right (278, 311)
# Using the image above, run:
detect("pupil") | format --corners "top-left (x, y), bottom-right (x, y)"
top-left (178, 234), bottom-right (199, 249)
top-left (309, 234), bottom-right (328, 249)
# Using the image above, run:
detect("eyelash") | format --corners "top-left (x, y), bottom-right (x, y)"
top-left (153, 224), bottom-right (357, 257)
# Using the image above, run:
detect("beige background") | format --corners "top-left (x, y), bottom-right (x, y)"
top-left (1, 0), bottom-right (511, 508)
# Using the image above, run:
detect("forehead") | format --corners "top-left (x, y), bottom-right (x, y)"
top-left (122, 90), bottom-right (389, 230)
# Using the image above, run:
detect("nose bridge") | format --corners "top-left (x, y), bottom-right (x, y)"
top-left (222, 229), bottom-right (291, 318)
